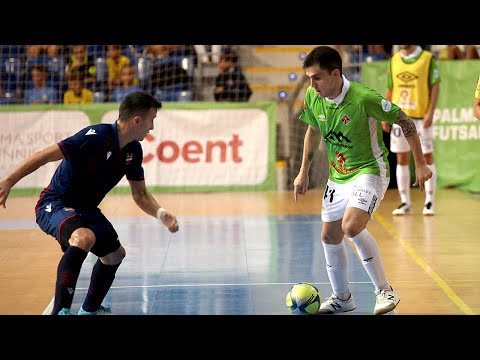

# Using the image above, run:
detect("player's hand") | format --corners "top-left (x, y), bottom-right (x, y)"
top-left (293, 173), bottom-right (309, 203)
top-left (160, 210), bottom-right (179, 233)
top-left (412, 164), bottom-right (433, 192)
top-left (423, 114), bottom-right (433, 129)
top-left (0, 179), bottom-right (12, 209)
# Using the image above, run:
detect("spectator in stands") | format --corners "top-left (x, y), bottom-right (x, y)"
top-left (194, 45), bottom-right (223, 65)
top-left (106, 45), bottom-right (134, 94)
top-left (111, 64), bottom-right (143, 103)
top-left (65, 45), bottom-right (96, 90)
top-left (214, 49), bottom-right (252, 102)
top-left (365, 45), bottom-right (391, 61)
top-left (466, 46), bottom-right (480, 59)
top-left (437, 45), bottom-right (480, 60)
top-left (474, 75), bottom-right (480, 120)
top-left (332, 45), bottom-right (390, 83)
top-left (144, 45), bottom-right (183, 62)
top-left (341, 45), bottom-right (391, 62)
top-left (63, 72), bottom-right (93, 104)
top-left (445, 45), bottom-right (464, 59)
top-left (24, 64), bottom-right (58, 104)
top-left (146, 45), bottom-right (191, 94)
top-left (27, 45), bottom-right (63, 58)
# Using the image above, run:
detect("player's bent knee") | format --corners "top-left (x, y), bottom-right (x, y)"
top-left (341, 216), bottom-right (366, 238)
top-left (343, 224), bottom-right (366, 239)
top-left (59, 216), bottom-right (90, 252)
top-left (101, 245), bottom-right (126, 265)
top-left (69, 227), bottom-right (96, 251)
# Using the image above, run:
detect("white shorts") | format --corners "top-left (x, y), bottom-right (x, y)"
top-left (390, 119), bottom-right (433, 154)
top-left (321, 174), bottom-right (390, 222)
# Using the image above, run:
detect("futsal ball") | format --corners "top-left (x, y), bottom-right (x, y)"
top-left (286, 282), bottom-right (321, 315)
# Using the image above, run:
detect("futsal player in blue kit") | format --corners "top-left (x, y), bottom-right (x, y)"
top-left (0, 91), bottom-right (179, 315)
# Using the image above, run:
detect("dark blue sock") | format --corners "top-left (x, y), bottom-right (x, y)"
top-left (51, 246), bottom-right (88, 315)
top-left (81, 259), bottom-right (121, 312)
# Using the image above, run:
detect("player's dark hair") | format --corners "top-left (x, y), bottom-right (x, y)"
top-left (118, 91), bottom-right (162, 121)
top-left (303, 46), bottom-right (343, 76)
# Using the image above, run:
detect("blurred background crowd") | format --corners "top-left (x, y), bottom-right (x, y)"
top-left (2, 44), bottom-right (476, 106)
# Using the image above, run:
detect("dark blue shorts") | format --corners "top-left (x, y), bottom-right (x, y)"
top-left (35, 197), bottom-right (120, 258)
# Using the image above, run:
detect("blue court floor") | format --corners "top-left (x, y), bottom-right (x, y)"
top-left (43, 214), bottom-right (389, 315)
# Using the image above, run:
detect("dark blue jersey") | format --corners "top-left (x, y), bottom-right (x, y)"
top-left (41, 121), bottom-right (144, 209)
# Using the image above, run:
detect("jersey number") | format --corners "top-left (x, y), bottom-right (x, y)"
top-left (323, 185), bottom-right (335, 203)
top-left (392, 126), bottom-right (402, 137)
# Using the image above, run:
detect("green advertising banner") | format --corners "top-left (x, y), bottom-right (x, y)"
top-left (362, 60), bottom-right (480, 193)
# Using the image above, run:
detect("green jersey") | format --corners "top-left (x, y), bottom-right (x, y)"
top-left (299, 81), bottom-right (401, 183)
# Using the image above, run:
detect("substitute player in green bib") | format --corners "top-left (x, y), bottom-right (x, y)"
top-left (382, 45), bottom-right (440, 216)
top-left (293, 45), bottom-right (432, 315)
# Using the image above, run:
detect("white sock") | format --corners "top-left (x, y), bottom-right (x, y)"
top-left (350, 229), bottom-right (390, 290)
top-left (322, 241), bottom-right (350, 300)
top-left (396, 164), bottom-right (411, 205)
top-left (425, 163), bottom-right (436, 204)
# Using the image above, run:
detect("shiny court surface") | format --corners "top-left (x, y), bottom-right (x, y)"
top-left (42, 214), bottom-right (381, 315)
top-left (2, 188), bottom-right (480, 316)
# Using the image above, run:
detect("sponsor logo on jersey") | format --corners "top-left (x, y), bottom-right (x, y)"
top-left (330, 151), bottom-right (359, 174)
top-left (341, 114), bottom-right (351, 125)
top-left (335, 151), bottom-right (346, 168)
top-left (324, 130), bottom-right (352, 143)
top-left (396, 71), bottom-right (418, 83)
top-left (381, 99), bottom-right (392, 112)
top-left (330, 161), bottom-right (359, 174)
top-left (126, 153), bottom-right (133, 165)
top-left (85, 128), bottom-right (96, 136)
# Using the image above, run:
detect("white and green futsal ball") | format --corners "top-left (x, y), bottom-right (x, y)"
top-left (286, 282), bottom-right (321, 315)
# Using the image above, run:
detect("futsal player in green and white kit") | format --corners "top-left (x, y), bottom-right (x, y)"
top-left (293, 46), bottom-right (432, 315)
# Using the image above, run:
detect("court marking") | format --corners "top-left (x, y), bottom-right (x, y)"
top-left (374, 212), bottom-right (476, 315)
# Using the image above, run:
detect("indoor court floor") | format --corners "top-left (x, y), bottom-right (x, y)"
top-left (1, 187), bottom-right (479, 315)
top-left (44, 213), bottom-right (378, 315)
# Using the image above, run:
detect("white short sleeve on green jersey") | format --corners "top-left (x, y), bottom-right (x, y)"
top-left (299, 82), bottom-right (401, 184)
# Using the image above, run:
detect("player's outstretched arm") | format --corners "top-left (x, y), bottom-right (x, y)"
top-left (294, 125), bottom-right (321, 203)
top-left (129, 180), bottom-right (179, 233)
top-left (395, 110), bottom-right (432, 191)
top-left (0, 144), bottom-right (63, 209)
